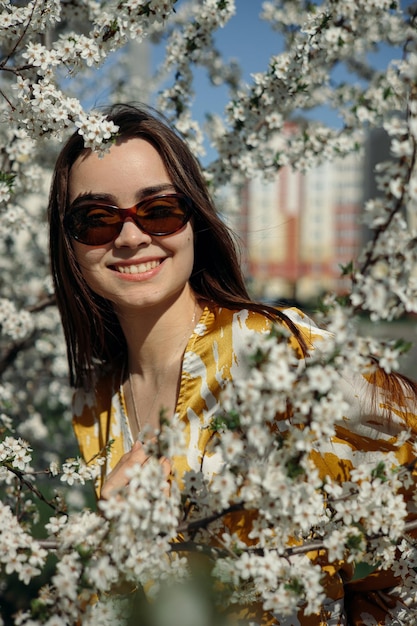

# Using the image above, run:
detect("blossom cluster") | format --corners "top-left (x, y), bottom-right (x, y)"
top-left (1, 0), bottom-right (417, 623)
top-left (0, 436), bottom-right (32, 472)
top-left (204, 0), bottom-right (411, 183)
top-left (350, 98), bottom-right (417, 319)
top-left (0, 502), bottom-right (47, 585)
top-left (1, 0), bottom-right (176, 151)
top-left (11, 454), bottom-right (184, 625)
top-left (182, 325), bottom-right (416, 619)
top-left (9, 322), bottom-right (417, 623)
top-left (0, 298), bottom-right (34, 341)
top-left (153, 0), bottom-right (237, 154)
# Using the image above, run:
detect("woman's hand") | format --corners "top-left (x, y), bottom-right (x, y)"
top-left (100, 440), bottom-right (171, 500)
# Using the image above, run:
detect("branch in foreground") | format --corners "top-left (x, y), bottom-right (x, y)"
top-left (4, 463), bottom-right (66, 515)
top-left (37, 518), bottom-right (417, 557)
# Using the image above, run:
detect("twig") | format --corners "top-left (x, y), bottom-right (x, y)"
top-left (28, 294), bottom-right (56, 313)
top-left (177, 501), bottom-right (244, 534)
top-left (37, 517), bottom-right (417, 556)
top-left (0, 87), bottom-right (16, 110)
top-left (4, 464), bottom-right (66, 515)
top-left (0, 0), bottom-right (39, 70)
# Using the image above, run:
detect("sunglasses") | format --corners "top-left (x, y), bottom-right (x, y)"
top-left (64, 193), bottom-right (193, 245)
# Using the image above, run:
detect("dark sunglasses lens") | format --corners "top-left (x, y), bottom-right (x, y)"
top-left (66, 206), bottom-right (121, 245)
top-left (137, 196), bottom-right (190, 235)
top-left (65, 194), bottom-right (192, 245)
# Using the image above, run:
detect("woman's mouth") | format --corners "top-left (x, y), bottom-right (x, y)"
top-left (113, 259), bottom-right (162, 274)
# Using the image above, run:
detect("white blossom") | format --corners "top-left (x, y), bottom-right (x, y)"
top-left (1, 0), bottom-right (417, 621)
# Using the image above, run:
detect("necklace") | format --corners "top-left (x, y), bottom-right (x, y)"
top-left (128, 302), bottom-right (197, 436)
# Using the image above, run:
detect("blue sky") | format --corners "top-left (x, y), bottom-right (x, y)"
top-left (150, 0), bottom-right (413, 159)
top-left (151, 3), bottom-right (286, 127)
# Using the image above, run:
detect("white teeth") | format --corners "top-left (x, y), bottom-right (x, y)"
top-left (115, 260), bottom-right (160, 274)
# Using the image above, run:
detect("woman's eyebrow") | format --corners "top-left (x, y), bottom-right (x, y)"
top-left (71, 192), bottom-right (115, 204)
top-left (71, 184), bottom-right (177, 206)
top-left (136, 183), bottom-right (176, 200)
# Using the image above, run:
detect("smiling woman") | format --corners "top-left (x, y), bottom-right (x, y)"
top-left (68, 138), bottom-right (196, 320)
top-left (48, 103), bottom-right (304, 439)
top-left (48, 103), bottom-right (417, 625)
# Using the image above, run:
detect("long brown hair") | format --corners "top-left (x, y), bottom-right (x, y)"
top-left (49, 103), bottom-right (307, 388)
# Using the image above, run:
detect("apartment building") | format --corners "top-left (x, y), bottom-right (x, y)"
top-left (224, 149), bottom-right (365, 304)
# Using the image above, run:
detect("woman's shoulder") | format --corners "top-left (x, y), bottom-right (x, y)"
top-left (278, 306), bottom-right (329, 346)
top-left (196, 303), bottom-right (327, 362)
top-left (197, 305), bottom-right (271, 341)
top-left (211, 303), bottom-right (328, 344)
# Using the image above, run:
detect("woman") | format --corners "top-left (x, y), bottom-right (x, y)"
top-left (49, 103), bottom-right (417, 624)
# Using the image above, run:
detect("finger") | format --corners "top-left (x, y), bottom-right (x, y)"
top-left (101, 445), bottom-right (147, 499)
top-left (160, 456), bottom-right (172, 480)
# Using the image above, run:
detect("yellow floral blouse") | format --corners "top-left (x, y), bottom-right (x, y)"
top-left (72, 305), bottom-right (417, 625)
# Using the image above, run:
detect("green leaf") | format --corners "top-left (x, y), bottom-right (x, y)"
top-left (346, 533), bottom-right (364, 551)
top-left (210, 410), bottom-right (241, 432)
top-left (393, 338), bottom-right (412, 354)
top-left (351, 561), bottom-right (379, 581)
top-left (286, 456), bottom-right (305, 479)
top-left (284, 577), bottom-right (304, 594)
top-left (371, 461), bottom-right (388, 482)
top-left (0, 171), bottom-right (16, 189)
top-left (339, 260), bottom-right (354, 276)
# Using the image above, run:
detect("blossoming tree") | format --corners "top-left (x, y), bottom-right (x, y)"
top-left (1, 0), bottom-right (417, 624)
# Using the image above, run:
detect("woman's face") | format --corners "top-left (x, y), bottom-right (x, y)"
top-left (68, 137), bottom-right (195, 317)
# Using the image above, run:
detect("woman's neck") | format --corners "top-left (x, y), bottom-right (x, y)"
top-left (117, 288), bottom-right (201, 377)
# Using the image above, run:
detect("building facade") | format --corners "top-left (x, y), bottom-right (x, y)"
top-left (225, 149), bottom-right (365, 304)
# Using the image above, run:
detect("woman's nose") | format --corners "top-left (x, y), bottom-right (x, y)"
top-left (113, 218), bottom-right (152, 248)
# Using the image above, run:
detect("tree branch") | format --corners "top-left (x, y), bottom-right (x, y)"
top-left (0, 0), bottom-right (40, 70)
top-left (4, 463), bottom-right (67, 515)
